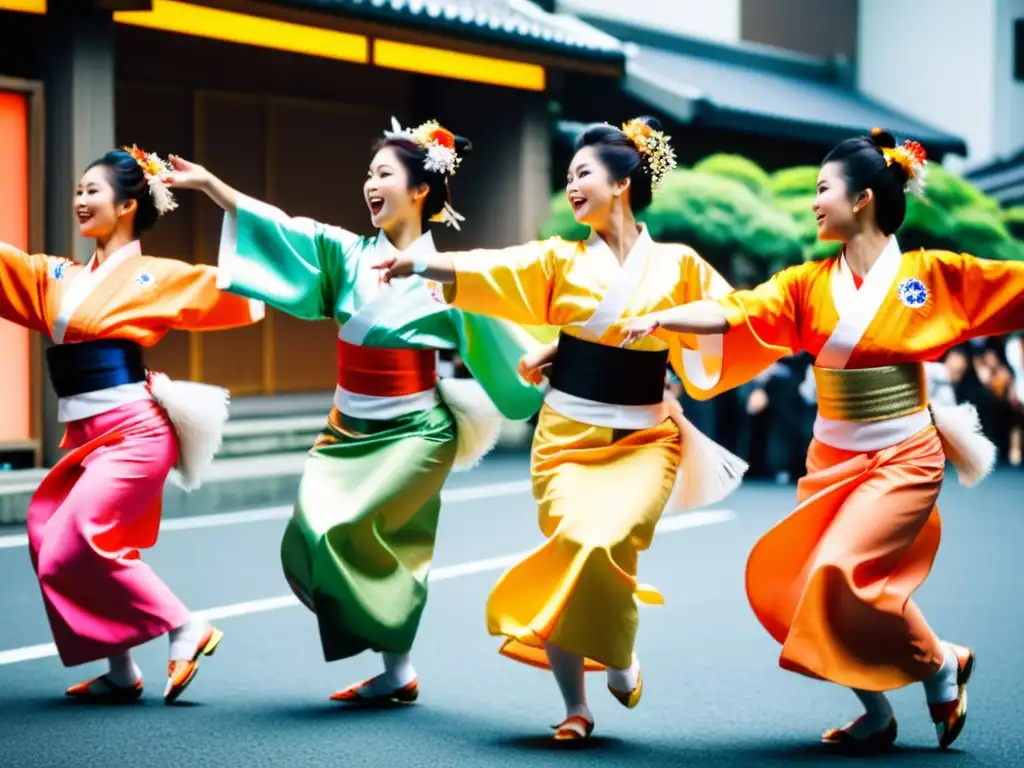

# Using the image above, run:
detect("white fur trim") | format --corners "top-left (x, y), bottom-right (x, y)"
top-left (437, 377), bottom-right (502, 472)
top-left (929, 401), bottom-right (997, 487)
top-left (149, 374), bottom-right (230, 491)
top-left (665, 398), bottom-right (748, 511)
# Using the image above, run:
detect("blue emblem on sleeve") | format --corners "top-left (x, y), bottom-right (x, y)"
top-left (897, 277), bottom-right (928, 308)
top-left (135, 272), bottom-right (153, 286)
top-left (48, 258), bottom-right (70, 280)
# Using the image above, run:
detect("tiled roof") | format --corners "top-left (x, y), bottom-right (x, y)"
top-left (277, 0), bottom-right (624, 62)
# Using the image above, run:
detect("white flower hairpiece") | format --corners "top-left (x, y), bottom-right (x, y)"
top-left (383, 117), bottom-right (465, 229)
top-left (123, 145), bottom-right (178, 216)
top-left (384, 117), bottom-right (461, 177)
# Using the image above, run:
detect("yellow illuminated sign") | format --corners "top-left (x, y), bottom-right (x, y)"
top-left (374, 39), bottom-right (546, 91)
top-left (114, 0), bottom-right (369, 63)
top-left (0, 0), bottom-right (45, 13)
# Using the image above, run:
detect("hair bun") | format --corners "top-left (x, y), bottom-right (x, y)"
top-left (869, 127), bottom-right (897, 149)
top-left (636, 115), bottom-right (662, 133)
top-left (454, 135), bottom-right (472, 156)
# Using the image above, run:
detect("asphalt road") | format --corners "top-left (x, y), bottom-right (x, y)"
top-left (0, 455), bottom-right (1019, 768)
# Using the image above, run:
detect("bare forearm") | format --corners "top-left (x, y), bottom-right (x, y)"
top-left (654, 300), bottom-right (730, 334)
top-left (417, 255), bottom-right (456, 283)
top-left (201, 175), bottom-right (241, 216)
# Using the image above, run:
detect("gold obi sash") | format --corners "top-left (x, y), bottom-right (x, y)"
top-left (813, 363), bottom-right (927, 423)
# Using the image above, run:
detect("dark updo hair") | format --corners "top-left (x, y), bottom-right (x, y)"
top-left (574, 116), bottom-right (661, 213)
top-left (371, 134), bottom-right (473, 228)
top-left (86, 149), bottom-right (160, 237)
top-left (821, 129), bottom-right (908, 235)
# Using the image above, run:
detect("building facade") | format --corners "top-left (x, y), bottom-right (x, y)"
top-left (0, 0), bottom-right (622, 467)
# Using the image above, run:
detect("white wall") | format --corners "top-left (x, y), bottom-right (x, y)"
top-left (857, 0), bottom-right (997, 164)
top-left (994, 0), bottom-right (1024, 160)
top-left (556, 0), bottom-right (741, 42)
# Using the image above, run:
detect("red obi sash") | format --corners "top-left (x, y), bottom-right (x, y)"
top-left (336, 339), bottom-right (437, 397)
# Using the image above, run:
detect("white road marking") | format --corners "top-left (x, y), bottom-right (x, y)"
top-left (0, 509), bottom-right (734, 666)
top-left (0, 479), bottom-right (535, 551)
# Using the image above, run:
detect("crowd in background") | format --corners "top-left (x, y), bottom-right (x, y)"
top-left (670, 334), bottom-right (1024, 484)
top-left (445, 333), bottom-right (1024, 485)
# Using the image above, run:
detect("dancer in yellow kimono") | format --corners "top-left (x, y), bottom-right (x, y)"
top-left (1, 147), bottom-right (263, 703)
top-left (616, 129), bottom-right (1024, 751)
top-left (376, 117), bottom-right (747, 741)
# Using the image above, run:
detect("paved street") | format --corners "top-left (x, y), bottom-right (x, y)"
top-left (0, 454), bottom-right (1019, 767)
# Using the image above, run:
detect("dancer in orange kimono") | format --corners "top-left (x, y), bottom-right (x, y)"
top-left (614, 129), bottom-right (1023, 751)
top-left (0, 147), bottom-right (264, 703)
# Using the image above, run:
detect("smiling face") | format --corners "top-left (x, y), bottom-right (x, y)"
top-left (364, 145), bottom-right (428, 231)
top-left (565, 146), bottom-right (629, 229)
top-left (75, 165), bottom-right (134, 239)
top-left (812, 160), bottom-right (871, 242)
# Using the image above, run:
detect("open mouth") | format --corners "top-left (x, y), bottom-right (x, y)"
top-left (368, 197), bottom-right (384, 216)
top-left (569, 196), bottom-right (586, 212)
top-left (77, 209), bottom-right (94, 226)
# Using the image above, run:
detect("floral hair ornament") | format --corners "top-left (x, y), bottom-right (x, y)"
top-left (384, 117), bottom-right (462, 177)
top-left (382, 117), bottom-right (466, 230)
top-left (123, 145), bottom-right (178, 216)
top-left (872, 128), bottom-right (928, 196)
top-left (621, 118), bottom-right (677, 192)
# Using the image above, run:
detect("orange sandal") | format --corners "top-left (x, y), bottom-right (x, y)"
top-left (552, 714), bottom-right (594, 741)
top-left (66, 674), bottom-right (144, 703)
top-left (164, 624), bottom-right (223, 704)
top-left (329, 677), bottom-right (419, 705)
top-left (822, 717), bottom-right (898, 751)
top-left (930, 644), bottom-right (975, 750)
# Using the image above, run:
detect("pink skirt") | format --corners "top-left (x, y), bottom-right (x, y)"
top-left (27, 399), bottom-right (189, 666)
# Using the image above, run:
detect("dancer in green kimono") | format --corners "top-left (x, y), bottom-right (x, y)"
top-left (163, 118), bottom-right (543, 703)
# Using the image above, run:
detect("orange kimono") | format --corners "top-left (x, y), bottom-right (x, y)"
top-left (1, 239), bottom-right (262, 666)
top-left (681, 238), bottom-right (1024, 691)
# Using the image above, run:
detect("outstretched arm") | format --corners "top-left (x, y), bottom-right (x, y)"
top-left (162, 155), bottom-right (356, 321)
top-left (162, 155), bottom-right (239, 216)
top-left (619, 301), bottom-right (730, 345)
top-left (0, 243), bottom-right (59, 333)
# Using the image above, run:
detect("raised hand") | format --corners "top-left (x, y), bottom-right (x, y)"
top-left (160, 155), bottom-right (212, 190)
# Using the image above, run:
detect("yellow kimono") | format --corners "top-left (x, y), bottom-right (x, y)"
top-left (441, 224), bottom-right (746, 671)
top-left (681, 238), bottom-right (1024, 691)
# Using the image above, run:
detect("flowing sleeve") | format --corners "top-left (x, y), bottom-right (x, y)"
top-left (675, 258), bottom-right (805, 401)
top-left (440, 239), bottom-right (560, 326)
top-left (935, 252), bottom-right (1024, 341)
top-left (449, 310), bottom-right (545, 420)
top-left (162, 260), bottom-right (266, 331)
top-left (0, 242), bottom-right (56, 332)
top-left (217, 193), bottom-right (359, 320)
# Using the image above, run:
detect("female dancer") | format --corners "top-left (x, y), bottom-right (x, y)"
top-left (616, 129), bottom-right (1024, 750)
top-left (161, 118), bottom-right (544, 703)
top-left (0, 147), bottom-right (264, 703)
top-left (375, 117), bottom-right (748, 740)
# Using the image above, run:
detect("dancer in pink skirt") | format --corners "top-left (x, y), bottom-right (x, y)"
top-left (1, 146), bottom-right (263, 702)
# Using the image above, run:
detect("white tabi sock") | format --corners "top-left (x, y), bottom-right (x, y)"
top-left (350, 652), bottom-right (418, 697)
top-left (544, 641), bottom-right (592, 723)
top-left (106, 650), bottom-right (142, 687)
top-left (606, 652), bottom-right (640, 694)
top-left (843, 688), bottom-right (895, 738)
top-left (168, 614), bottom-right (207, 661)
top-left (922, 643), bottom-right (959, 704)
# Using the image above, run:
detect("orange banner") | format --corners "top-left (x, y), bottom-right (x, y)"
top-left (0, 90), bottom-right (32, 443)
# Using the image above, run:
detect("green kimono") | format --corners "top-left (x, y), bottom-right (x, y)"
top-left (218, 194), bottom-right (543, 661)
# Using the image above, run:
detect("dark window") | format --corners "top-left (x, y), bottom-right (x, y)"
top-left (1016, 19), bottom-right (1024, 81)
